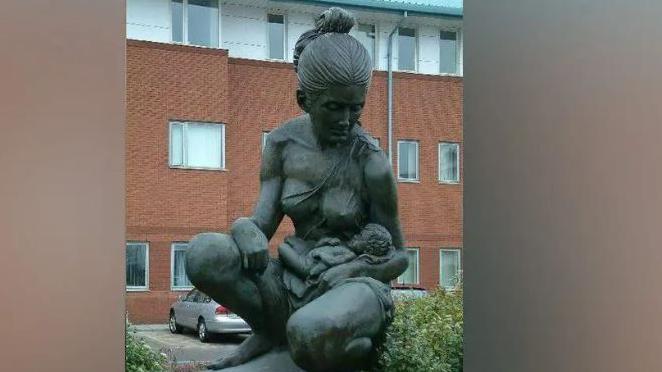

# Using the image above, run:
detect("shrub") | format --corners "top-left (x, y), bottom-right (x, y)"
top-left (375, 286), bottom-right (463, 372)
top-left (125, 317), bottom-right (167, 372)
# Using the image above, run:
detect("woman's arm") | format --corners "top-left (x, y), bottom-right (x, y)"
top-left (232, 133), bottom-right (285, 272)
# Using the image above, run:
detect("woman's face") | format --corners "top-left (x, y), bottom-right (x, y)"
top-left (306, 84), bottom-right (367, 146)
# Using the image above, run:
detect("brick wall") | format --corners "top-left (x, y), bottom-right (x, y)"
top-left (126, 40), bottom-right (463, 323)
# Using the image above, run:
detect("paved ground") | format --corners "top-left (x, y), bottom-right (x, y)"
top-left (132, 324), bottom-right (248, 367)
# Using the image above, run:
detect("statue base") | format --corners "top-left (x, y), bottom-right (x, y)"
top-left (220, 348), bottom-right (305, 372)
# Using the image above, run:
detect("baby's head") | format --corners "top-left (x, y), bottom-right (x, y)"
top-left (348, 223), bottom-right (393, 256)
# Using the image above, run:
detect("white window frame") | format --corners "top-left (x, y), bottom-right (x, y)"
top-left (397, 26), bottom-right (418, 72)
top-left (438, 29), bottom-right (460, 76)
top-left (169, 121), bottom-right (226, 171)
top-left (171, 242), bottom-right (194, 291)
top-left (126, 242), bottom-right (149, 291)
top-left (170, 0), bottom-right (221, 48)
top-left (397, 140), bottom-right (420, 182)
top-left (440, 248), bottom-right (462, 290)
top-left (266, 12), bottom-right (287, 61)
top-left (397, 248), bottom-right (420, 285)
top-left (438, 142), bottom-right (461, 184)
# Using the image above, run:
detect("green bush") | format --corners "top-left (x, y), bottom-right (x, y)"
top-left (375, 287), bottom-right (463, 372)
top-left (125, 317), bottom-right (167, 372)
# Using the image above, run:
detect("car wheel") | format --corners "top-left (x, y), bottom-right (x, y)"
top-left (197, 318), bottom-right (210, 343)
top-left (169, 311), bottom-right (182, 334)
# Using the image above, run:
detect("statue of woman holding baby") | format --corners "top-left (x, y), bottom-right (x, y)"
top-left (186, 7), bottom-right (408, 371)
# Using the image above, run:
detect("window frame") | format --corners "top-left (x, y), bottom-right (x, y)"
top-left (170, 0), bottom-right (221, 48)
top-left (266, 12), bottom-right (287, 61)
top-left (171, 242), bottom-right (194, 291)
top-left (397, 26), bottom-right (418, 72)
top-left (439, 248), bottom-right (462, 290)
top-left (126, 242), bottom-right (149, 292)
top-left (396, 248), bottom-right (420, 285)
top-left (438, 141), bottom-right (461, 184)
top-left (169, 120), bottom-right (226, 171)
top-left (355, 23), bottom-right (377, 68)
top-left (439, 29), bottom-right (460, 75)
top-left (397, 140), bottom-right (420, 182)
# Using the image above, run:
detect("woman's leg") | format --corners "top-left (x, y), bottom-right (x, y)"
top-left (186, 233), bottom-right (289, 369)
top-left (286, 280), bottom-right (388, 372)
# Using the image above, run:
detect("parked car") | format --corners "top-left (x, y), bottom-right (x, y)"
top-left (391, 285), bottom-right (428, 301)
top-left (169, 288), bottom-right (251, 342)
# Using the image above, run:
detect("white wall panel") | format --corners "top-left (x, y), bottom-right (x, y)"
top-left (222, 4), bottom-right (267, 59)
top-left (126, 0), bottom-right (171, 42)
top-left (418, 26), bottom-right (440, 74)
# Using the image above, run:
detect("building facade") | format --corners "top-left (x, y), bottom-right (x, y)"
top-left (126, 0), bottom-right (463, 323)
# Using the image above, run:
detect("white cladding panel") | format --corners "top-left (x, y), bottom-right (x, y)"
top-left (126, 0), bottom-right (171, 43)
top-left (418, 25), bottom-right (441, 75)
top-left (222, 4), bottom-right (267, 59)
top-left (125, 0), bottom-right (462, 75)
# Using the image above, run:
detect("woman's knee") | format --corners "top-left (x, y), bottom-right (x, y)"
top-left (185, 232), bottom-right (240, 289)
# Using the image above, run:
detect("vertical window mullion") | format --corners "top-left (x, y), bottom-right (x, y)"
top-left (183, 0), bottom-right (189, 44)
top-left (182, 123), bottom-right (188, 167)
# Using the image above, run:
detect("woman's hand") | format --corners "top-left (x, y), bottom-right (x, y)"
top-left (231, 217), bottom-right (269, 273)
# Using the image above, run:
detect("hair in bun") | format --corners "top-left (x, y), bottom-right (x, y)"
top-left (293, 7), bottom-right (372, 100)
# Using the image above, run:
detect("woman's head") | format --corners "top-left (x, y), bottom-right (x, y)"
top-left (294, 7), bottom-right (373, 146)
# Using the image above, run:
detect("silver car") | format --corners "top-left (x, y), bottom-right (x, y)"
top-left (169, 288), bottom-right (251, 342)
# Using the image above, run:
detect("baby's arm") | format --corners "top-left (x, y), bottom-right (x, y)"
top-left (278, 243), bottom-right (313, 278)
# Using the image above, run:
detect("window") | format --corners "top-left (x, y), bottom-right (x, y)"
top-left (171, 0), bottom-right (219, 48)
top-left (398, 27), bottom-right (416, 71)
top-left (170, 121), bottom-right (225, 170)
top-left (440, 249), bottom-right (462, 290)
top-left (439, 142), bottom-right (460, 183)
top-left (397, 248), bottom-right (419, 284)
top-left (353, 24), bottom-right (376, 66)
top-left (262, 131), bottom-right (270, 152)
top-left (172, 243), bottom-right (193, 290)
top-left (398, 140), bottom-right (419, 181)
top-left (126, 242), bottom-right (149, 290)
top-left (439, 30), bottom-right (458, 74)
top-left (267, 14), bottom-right (285, 60)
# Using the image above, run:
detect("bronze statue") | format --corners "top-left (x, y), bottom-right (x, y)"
top-left (186, 7), bottom-right (408, 371)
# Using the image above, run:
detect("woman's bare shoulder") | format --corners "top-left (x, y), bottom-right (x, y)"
top-left (268, 114), bottom-right (311, 145)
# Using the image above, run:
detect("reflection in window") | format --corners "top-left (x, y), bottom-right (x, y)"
top-left (268, 14), bottom-right (285, 60)
top-left (439, 142), bottom-right (460, 183)
top-left (171, 0), bottom-right (219, 48)
top-left (126, 242), bottom-right (148, 290)
top-left (398, 140), bottom-right (419, 181)
top-left (170, 121), bottom-right (225, 170)
top-left (440, 249), bottom-right (461, 289)
top-left (440, 30), bottom-right (458, 74)
top-left (398, 27), bottom-right (416, 71)
top-left (397, 248), bottom-right (419, 284)
top-left (172, 243), bottom-right (193, 289)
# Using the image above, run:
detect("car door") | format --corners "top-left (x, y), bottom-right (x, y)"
top-left (179, 289), bottom-right (197, 329)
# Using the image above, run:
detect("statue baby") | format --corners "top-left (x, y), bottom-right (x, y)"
top-left (278, 223), bottom-right (394, 279)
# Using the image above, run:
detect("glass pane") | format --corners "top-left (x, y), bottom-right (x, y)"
top-left (398, 249), bottom-right (418, 284)
top-left (440, 31), bottom-right (457, 74)
top-left (188, 0), bottom-right (218, 47)
top-left (126, 244), bottom-right (146, 287)
top-left (268, 14), bottom-right (284, 59)
top-left (398, 27), bottom-right (416, 71)
top-left (186, 123), bottom-right (222, 168)
top-left (440, 143), bottom-right (459, 182)
top-left (355, 24), bottom-right (375, 66)
top-left (170, 123), bottom-right (183, 166)
top-left (398, 142), bottom-right (410, 179)
top-left (173, 247), bottom-right (192, 287)
top-left (172, 0), bottom-right (183, 43)
top-left (441, 250), bottom-right (460, 288)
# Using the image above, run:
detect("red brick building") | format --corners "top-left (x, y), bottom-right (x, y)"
top-left (125, 0), bottom-right (463, 324)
